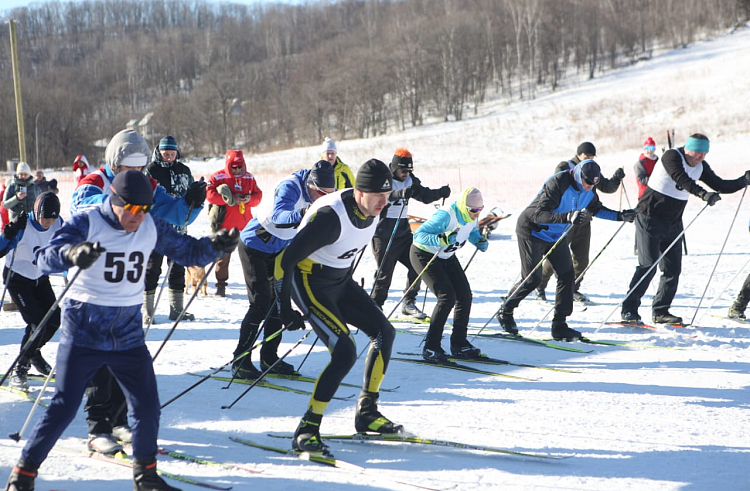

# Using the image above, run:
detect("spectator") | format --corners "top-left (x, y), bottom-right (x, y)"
top-left (73, 155), bottom-right (92, 184)
top-left (320, 137), bottom-right (356, 190)
top-left (206, 150), bottom-right (262, 297)
top-left (34, 171), bottom-right (50, 193)
top-left (635, 137), bottom-right (659, 199)
top-left (3, 162), bottom-right (40, 222)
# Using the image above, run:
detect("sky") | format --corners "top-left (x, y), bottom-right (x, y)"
top-left (1, 16), bottom-right (750, 491)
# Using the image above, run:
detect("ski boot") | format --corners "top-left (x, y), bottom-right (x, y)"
top-left (87, 433), bottom-right (123, 455)
top-left (621, 311), bottom-right (642, 323)
top-left (495, 309), bottom-right (518, 335)
top-left (133, 457), bottom-right (182, 491)
top-left (402, 300), bottom-right (427, 320)
top-left (232, 358), bottom-right (261, 380)
top-left (10, 360), bottom-right (30, 392)
top-left (293, 411), bottom-right (331, 456)
top-left (29, 351), bottom-right (51, 376)
top-left (5, 459), bottom-right (38, 491)
top-left (652, 312), bottom-right (683, 324)
top-left (551, 318), bottom-right (582, 342)
top-left (422, 339), bottom-right (448, 363)
top-left (354, 392), bottom-right (404, 434)
top-left (450, 339), bottom-right (481, 359)
top-left (260, 357), bottom-right (298, 376)
top-left (572, 290), bottom-right (589, 303)
top-left (112, 425), bottom-right (133, 444)
top-left (728, 300), bottom-right (746, 320)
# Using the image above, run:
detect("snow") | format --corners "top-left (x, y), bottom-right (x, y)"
top-left (3, 24), bottom-right (750, 491)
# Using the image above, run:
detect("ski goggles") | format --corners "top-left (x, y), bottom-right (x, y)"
top-left (644, 145), bottom-right (656, 152)
top-left (468, 206), bottom-right (484, 214)
top-left (112, 191), bottom-right (152, 214)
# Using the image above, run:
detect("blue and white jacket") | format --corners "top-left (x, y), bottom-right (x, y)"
top-left (413, 187), bottom-right (483, 260)
top-left (0, 212), bottom-right (64, 279)
top-left (35, 198), bottom-right (217, 351)
top-left (240, 169), bottom-right (313, 255)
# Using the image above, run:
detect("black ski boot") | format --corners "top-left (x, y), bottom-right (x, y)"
top-left (495, 309), bottom-right (518, 334)
top-left (29, 351), bottom-right (51, 376)
top-left (422, 340), bottom-right (448, 363)
top-left (5, 459), bottom-right (38, 491)
top-left (551, 318), bottom-right (582, 342)
top-left (133, 457), bottom-right (181, 491)
top-left (292, 411), bottom-right (331, 456)
top-left (652, 312), bottom-right (683, 324)
top-left (261, 357), bottom-right (298, 376)
top-left (728, 301), bottom-right (746, 320)
top-left (450, 339), bottom-right (481, 359)
top-left (355, 392), bottom-right (404, 434)
top-left (231, 357), bottom-right (261, 380)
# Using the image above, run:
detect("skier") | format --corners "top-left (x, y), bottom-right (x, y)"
top-left (1, 192), bottom-right (63, 390)
top-left (622, 133), bottom-right (750, 324)
top-left (498, 160), bottom-right (635, 340)
top-left (4, 170), bottom-right (240, 491)
top-left (370, 147), bottom-right (451, 319)
top-left (276, 159), bottom-right (403, 456)
top-left (536, 142), bottom-right (625, 303)
top-left (143, 136), bottom-right (198, 323)
top-left (232, 160), bottom-right (335, 379)
top-left (71, 129), bottom-right (207, 455)
top-left (410, 187), bottom-right (488, 362)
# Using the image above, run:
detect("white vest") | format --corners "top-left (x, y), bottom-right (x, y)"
top-left (67, 210), bottom-right (157, 307)
top-left (384, 176), bottom-right (412, 219)
top-left (418, 205), bottom-right (476, 259)
top-left (647, 150), bottom-right (703, 201)
top-left (254, 174), bottom-right (307, 240)
top-left (299, 190), bottom-right (377, 270)
top-left (6, 218), bottom-right (63, 280)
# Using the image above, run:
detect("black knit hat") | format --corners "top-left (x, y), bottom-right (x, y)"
top-left (34, 192), bottom-right (60, 219)
top-left (578, 159), bottom-right (601, 186)
top-left (110, 170), bottom-right (154, 206)
top-left (308, 160), bottom-right (336, 189)
top-left (356, 159), bottom-right (392, 193)
top-left (577, 141), bottom-right (597, 157)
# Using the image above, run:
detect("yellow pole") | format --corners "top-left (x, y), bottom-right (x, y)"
top-left (7, 20), bottom-right (27, 163)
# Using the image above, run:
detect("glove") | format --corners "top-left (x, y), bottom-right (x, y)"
top-left (476, 237), bottom-right (488, 252)
top-left (438, 230), bottom-right (458, 247)
top-left (744, 170), bottom-right (750, 185)
top-left (184, 178), bottom-right (207, 208)
top-left (701, 191), bottom-right (721, 206)
top-left (612, 168), bottom-right (626, 181)
top-left (281, 307), bottom-right (306, 331)
top-left (211, 228), bottom-right (240, 254)
top-left (439, 185), bottom-right (451, 199)
top-left (65, 242), bottom-right (106, 269)
top-left (618, 209), bottom-right (637, 223)
top-left (3, 213), bottom-right (27, 240)
top-left (216, 184), bottom-right (235, 206)
top-left (390, 187), bottom-right (413, 201)
top-left (568, 209), bottom-right (590, 225)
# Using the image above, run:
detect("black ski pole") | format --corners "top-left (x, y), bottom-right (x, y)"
top-left (222, 329), bottom-right (314, 409)
top-left (472, 219), bottom-right (577, 340)
top-left (0, 268), bottom-right (83, 387)
top-left (594, 203), bottom-right (709, 334)
top-left (370, 204), bottom-right (406, 296)
top-left (294, 336), bottom-right (319, 373)
top-left (689, 187), bottom-right (746, 325)
top-left (528, 222), bottom-right (626, 335)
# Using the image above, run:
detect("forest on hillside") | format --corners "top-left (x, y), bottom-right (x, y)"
top-left (0, 0), bottom-right (747, 168)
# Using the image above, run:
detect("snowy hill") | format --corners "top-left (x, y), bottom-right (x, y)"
top-left (2, 24), bottom-right (750, 491)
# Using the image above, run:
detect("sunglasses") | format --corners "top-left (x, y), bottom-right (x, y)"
top-left (645, 145), bottom-right (656, 151)
top-left (583, 178), bottom-right (598, 186)
top-left (468, 206), bottom-right (484, 214)
top-left (113, 191), bottom-right (152, 214)
top-left (312, 182), bottom-right (332, 196)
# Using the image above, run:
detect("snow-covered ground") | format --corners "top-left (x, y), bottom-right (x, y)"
top-left (2, 24), bottom-right (750, 491)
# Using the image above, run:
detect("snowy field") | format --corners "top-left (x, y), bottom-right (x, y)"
top-left (2, 24), bottom-right (750, 491)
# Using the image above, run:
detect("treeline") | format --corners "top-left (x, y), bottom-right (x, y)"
top-left (0, 0), bottom-right (747, 168)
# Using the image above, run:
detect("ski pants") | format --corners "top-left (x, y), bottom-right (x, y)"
top-left (504, 234), bottom-right (575, 319)
top-left (236, 242), bottom-right (282, 364)
top-left (290, 264), bottom-right (395, 409)
top-left (622, 213), bottom-right (682, 316)
top-left (144, 250), bottom-right (186, 292)
top-left (22, 344), bottom-right (160, 465)
top-left (370, 230), bottom-right (421, 307)
top-left (85, 366), bottom-right (128, 434)
top-left (409, 246), bottom-right (472, 347)
top-left (539, 219), bottom-right (590, 292)
top-left (5, 270), bottom-right (60, 361)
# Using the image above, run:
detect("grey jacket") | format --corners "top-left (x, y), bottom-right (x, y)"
top-left (3, 175), bottom-right (40, 220)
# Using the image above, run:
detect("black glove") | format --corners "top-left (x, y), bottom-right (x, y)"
top-left (439, 185), bottom-right (451, 199)
top-left (744, 170), bottom-right (750, 185)
top-left (701, 191), bottom-right (721, 206)
top-left (211, 228), bottom-right (240, 254)
top-left (390, 187), bottom-right (413, 201)
top-left (3, 213), bottom-right (28, 240)
top-left (184, 178), bottom-right (207, 208)
top-left (618, 209), bottom-right (637, 223)
top-left (612, 168), bottom-right (626, 181)
top-left (66, 242), bottom-right (106, 269)
top-left (568, 209), bottom-right (590, 225)
top-left (281, 306), bottom-right (306, 331)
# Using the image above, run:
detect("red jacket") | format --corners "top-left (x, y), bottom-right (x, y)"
top-left (206, 150), bottom-right (262, 231)
top-left (634, 153), bottom-right (659, 199)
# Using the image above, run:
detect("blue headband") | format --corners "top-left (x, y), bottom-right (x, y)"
top-left (685, 137), bottom-right (709, 153)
